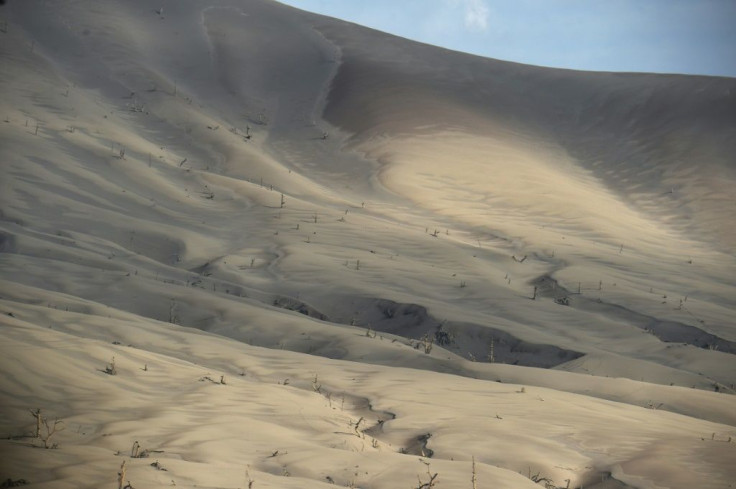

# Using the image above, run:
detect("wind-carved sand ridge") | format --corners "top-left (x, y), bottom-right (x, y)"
top-left (1, 0), bottom-right (735, 488)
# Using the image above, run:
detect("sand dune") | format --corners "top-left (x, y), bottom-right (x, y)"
top-left (1, 0), bottom-right (735, 488)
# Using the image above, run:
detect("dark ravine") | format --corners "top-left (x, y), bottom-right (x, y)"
top-left (271, 295), bottom-right (583, 368)
top-left (532, 274), bottom-right (736, 355)
top-left (272, 296), bottom-right (329, 321)
top-left (350, 298), bottom-right (583, 368)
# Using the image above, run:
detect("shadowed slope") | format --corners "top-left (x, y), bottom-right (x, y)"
top-left (315, 18), bottom-right (736, 249)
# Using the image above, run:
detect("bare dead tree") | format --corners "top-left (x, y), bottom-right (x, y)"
top-left (40, 417), bottom-right (64, 448)
top-left (105, 356), bottom-right (117, 375)
top-left (471, 456), bottom-right (477, 489)
top-left (118, 460), bottom-right (127, 489)
top-left (29, 408), bottom-right (42, 438)
top-left (416, 460), bottom-right (438, 489)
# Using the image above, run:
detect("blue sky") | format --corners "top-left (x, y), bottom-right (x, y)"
top-left (277, 0), bottom-right (736, 78)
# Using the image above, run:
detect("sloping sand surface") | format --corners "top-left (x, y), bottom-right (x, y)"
top-left (1, 1), bottom-right (734, 488)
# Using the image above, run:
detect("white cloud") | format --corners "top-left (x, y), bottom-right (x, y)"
top-left (443, 0), bottom-right (489, 32)
top-left (463, 0), bottom-right (489, 31)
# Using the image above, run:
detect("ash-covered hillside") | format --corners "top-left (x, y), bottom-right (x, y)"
top-left (1, 1), bottom-right (735, 488)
